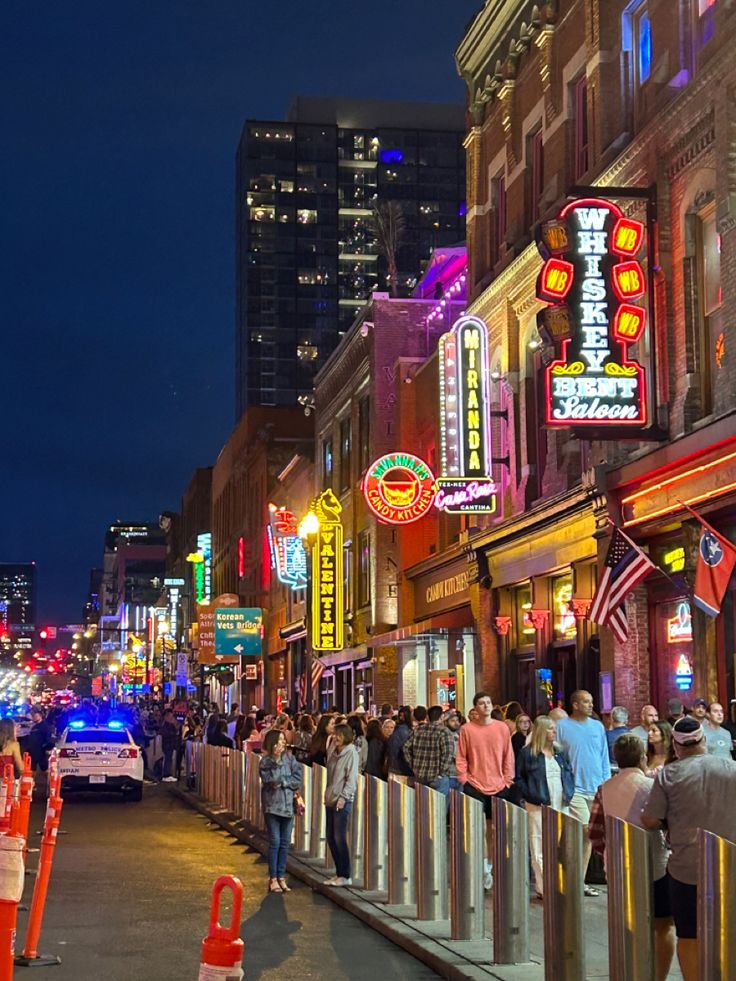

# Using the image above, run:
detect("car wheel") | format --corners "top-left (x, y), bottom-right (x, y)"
top-left (125, 782), bottom-right (143, 802)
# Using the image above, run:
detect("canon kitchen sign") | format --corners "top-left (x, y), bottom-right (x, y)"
top-left (535, 189), bottom-right (662, 440)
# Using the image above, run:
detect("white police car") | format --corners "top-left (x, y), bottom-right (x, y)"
top-left (54, 721), bottom-right (144, 801)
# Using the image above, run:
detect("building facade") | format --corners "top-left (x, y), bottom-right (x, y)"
top-left (235, 97), bottom-right (467, 413)
top-left (0, 563), bottom-right (36, 659)
top-left (310, 246), bottom-right (485, 714)
top-left (455, 0), bottom-right (736, 716)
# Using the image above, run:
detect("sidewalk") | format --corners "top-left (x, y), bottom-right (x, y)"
top-left (172, 786), bottom-right (682, 981)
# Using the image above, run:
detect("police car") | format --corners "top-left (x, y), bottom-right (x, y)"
top-left (53, 721), bottom-right (144, 801)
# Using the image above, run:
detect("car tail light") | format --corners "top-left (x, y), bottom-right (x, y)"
top-left (59, 748), bottom-right (78, 759)
top-left (118, 748), bottom-right (139, 759)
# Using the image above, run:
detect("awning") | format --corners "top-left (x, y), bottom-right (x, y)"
top-left (279, 618), bottom-right (306, 642)
top-left (367, 606), bottom-right (475, 648)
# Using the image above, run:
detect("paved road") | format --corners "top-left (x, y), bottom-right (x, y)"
top-left (17, 784), bottom-right (438, 981)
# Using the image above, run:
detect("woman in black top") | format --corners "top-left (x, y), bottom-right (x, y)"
top-left (208, 719), bottom-right (235, 749)
top-left (364, 719), bottom-right (387, 778)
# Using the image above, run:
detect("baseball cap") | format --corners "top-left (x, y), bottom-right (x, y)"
top-left (672, 717), bottom-right (704, 745)
top-left (692, 697), bottom-right (708, 708)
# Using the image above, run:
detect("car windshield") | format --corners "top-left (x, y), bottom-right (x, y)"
top-left (64, 729), bottom-right (130, 744)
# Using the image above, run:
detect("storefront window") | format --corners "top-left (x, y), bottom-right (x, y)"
top-left (552, 575), bottom-right (577, 641)
top-left (513, 583), bottom-right (534, 647)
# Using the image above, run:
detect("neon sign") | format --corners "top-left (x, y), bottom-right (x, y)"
top-left (437, 314), bottom-right (497, 513)
top-left (663, 546), bottom-right (685, 573)
top-left (675, 652), bottom-right (694, 691)
top-left (311, 490), bottom-right (344, 652)
top-left (362, 453), bottom-right (436, 524)
top-left (667, 601), bottom-right (693, 644)
top-left (267, 504), bottom-right (308, 591)
top-left (536, 196), bottom-right (651, 431)
top-left (196, 533), bottom-right (212, 603)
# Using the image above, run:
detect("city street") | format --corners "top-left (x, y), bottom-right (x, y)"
top-left (19, 786), bottom-right (438, 980)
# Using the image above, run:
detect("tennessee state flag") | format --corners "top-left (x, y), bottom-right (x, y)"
top-left (693, 520), bottom-right (736, 618)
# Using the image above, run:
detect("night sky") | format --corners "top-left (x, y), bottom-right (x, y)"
top-left (1, 0), bottom-right (479, 623)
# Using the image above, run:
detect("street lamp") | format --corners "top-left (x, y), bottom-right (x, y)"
top-left (299, 508), bottom-right (321, 713)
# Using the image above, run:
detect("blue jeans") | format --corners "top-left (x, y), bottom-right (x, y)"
top-left (325, 801), bottom-right (353, 879)
top-left (162, 748), bottom-right (176, 778)
top-left (265, 813), bottom-right (293, 878)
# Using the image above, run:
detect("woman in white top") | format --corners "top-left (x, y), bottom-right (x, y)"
top-left (515, 716), bottom-right (575, 898)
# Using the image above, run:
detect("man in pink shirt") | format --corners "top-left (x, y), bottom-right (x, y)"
top-left (457, 691), bottom-right (515, 889)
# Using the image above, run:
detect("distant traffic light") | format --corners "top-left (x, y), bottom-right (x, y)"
top-left (39, 629), bottom-right (48, 641)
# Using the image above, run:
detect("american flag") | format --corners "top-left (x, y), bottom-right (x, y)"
top-left (298, 657), bottom-right (326, 707)
top-left (588, 526), bottom-right (655, 643)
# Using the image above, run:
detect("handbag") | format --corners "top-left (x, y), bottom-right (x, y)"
top-left (294, 792), bottom-right (306, 816)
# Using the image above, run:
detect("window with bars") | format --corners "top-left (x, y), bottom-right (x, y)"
top-left (358, 530), bottom-right (371, 608)
top-left (339, 415), bottom-right (351, 491)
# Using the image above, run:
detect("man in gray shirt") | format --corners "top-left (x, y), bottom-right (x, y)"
top-left (643, 716), bottom-right (736, 981)
top-left (702, 701), bottom-right (733, 759)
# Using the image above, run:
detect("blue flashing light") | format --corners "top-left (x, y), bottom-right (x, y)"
top-left (69, 719), bottom-right (86, 730)
top-left (107, 720), bottom-right (124, 730)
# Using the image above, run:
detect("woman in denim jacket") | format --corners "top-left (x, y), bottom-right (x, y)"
top-left (259, 730), bottom-right (303, 893)
top-left (515, 716), bottom-right (574, 898)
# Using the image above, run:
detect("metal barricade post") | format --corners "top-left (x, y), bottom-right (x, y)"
top-left (415, 783), bottom-right (448, 921)
top-left (450, 789), bottom-right (485, 941)
top-left (293, 766), bottom-right (312, 855)
top-left (235, 751), bottom-right (245, 818)
top-left (349, 773), bottom-right (365, 888)
top-left (492, 797), bottom-right (530, 964)
top-left (541, 806), bottom-right (585, 981)
top-left (606, 815), bottom-right (654, 980)
top-left (308, 764), bottom-right (327, 865)
top-left (363, 775), bottom-right (388, 892)
top-left (388, 776), bottom-right (416, 906)
top-left (698, 828), bottom-right (736, 981)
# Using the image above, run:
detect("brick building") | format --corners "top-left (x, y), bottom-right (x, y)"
top-left (455, 0), bottom-right (736, 717)
top-left (309, 246), bottom-right (491, 714)
top-left (211, 407), bottom-right (313, 708)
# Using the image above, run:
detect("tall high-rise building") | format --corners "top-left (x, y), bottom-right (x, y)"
top-left (236, 97), bottom-right (467, 414)
top-left (0, 562), bottom-right (36, 654)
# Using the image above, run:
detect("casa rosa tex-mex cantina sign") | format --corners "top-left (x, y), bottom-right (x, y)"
top-left (362, 313), bottom-right (499, 524)
top-left (536, 193), bottom-right (656, 434)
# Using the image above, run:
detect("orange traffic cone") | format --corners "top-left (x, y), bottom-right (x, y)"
top-left (0, 829), bottom-right (26, 981)
top-left (15, 779), bottom-right (63, 967)
top-left (198, 876), bottom-right (244, 980)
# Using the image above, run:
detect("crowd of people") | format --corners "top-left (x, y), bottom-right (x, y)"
top-left (114, 689), bottom-right (735, 981)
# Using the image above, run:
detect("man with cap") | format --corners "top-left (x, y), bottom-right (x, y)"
top-left (689, 697), bottom-right (708, 725)
top-left (666, 698), bottom-right (685, 728)
top-left (642, 716), bottom-right (736, 981)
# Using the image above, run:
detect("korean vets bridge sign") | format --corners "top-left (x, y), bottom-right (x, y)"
top-left (214, 608), bottom-right (263, 657)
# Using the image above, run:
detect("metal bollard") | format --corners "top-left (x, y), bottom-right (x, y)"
top-left (698, 828), bottom-right (736, 980)
top-left (606, 815), bottom-right (654, 980)
top-left (235, 751), bottom-right (245, 817)
top-left (293, 766), bottom-right (313, 855)
top-left (308, 764), bottom-right (328, 864)
top-left (492, 797), bottom-right (530, 964)
top-left (388, 776), bottom-right (416, 905)
top-left (363, 775), bottom-right (388, 892)
top-left (450, 789), bottom-right (485, 941)
top-left (349, 773), bottom-right (365, 888)
top-left (542, 806), bottom-right (585, 981)
top-left (415, 783), bottom-right (448, 920)
top-left (246, 752), bottom-right (262, 826)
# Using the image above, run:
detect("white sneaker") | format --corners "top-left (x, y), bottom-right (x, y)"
top-left (331, 877), bottom-right (352, 887)
top-left (163, 776), bottom-right (177, 782)
top-left (483, 867), bottom-right (493, 890)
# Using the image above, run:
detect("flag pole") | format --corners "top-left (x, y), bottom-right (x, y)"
top-left (677, 499), bottom-right (735, 546)
top-left (607, 516), bottom-right (681, 589)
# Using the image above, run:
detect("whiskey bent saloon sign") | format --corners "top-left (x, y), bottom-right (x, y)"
top-left (536, 193), bottom-right (657, 435)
